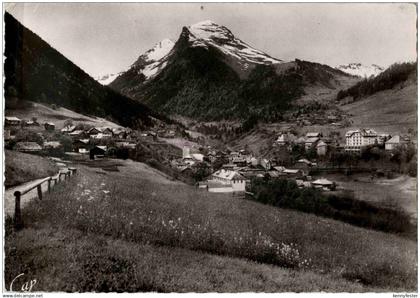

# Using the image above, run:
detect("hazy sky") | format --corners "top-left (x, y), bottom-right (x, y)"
top-left (5, 3), bottom-right (417, 78)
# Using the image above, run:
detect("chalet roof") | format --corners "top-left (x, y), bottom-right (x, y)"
top-left (345, 129), bottom-right (378, 137)
top-left (297, 158), bottom-right (312, 164)
top-left (15, 142), bottom-right (42, 151)
top-left (274, 166), bottom-right (286, 172)
top-left (212, 169), bottom-right (245, 181)
top-left (61, 125), bottom-right (76, 132)
top-left (312, 179), bottom-right (334, 186)
top-left (306, 132), bottom-right (321, 138)
top-left (283, 169), bottom-right (300, 174)
top-left (88, 127), bottom-right (102, 133)
top-left (305, 137), bottom-right (320, 144)
top-left (69, 130), bottom-right (84, 135)
top-left (75, 139), bottom-right (89, 144)
top-left (5, 116), bottom-right (21, 121)
top-left (191, 153), bottom-right (205, 160)
top-left (276, 134), bottom-right (288, 143)
top-left (43, 141), bottom-right (62, 148)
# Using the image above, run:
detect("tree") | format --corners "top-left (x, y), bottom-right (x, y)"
top-left (64, 119), bottom-right (74, 127)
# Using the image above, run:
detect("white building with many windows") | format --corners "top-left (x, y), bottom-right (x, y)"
top-left (345, 129), bottom-right (380, 152)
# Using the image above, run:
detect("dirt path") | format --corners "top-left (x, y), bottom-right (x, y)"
top-left (4, 169), bottom-right (71, 217)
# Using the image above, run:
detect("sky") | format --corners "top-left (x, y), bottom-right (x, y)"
top-left (5, 3), bottom-right (417, 78)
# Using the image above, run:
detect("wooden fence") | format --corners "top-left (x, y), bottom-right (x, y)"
top-left (13, 167), bottom-right (78, 230)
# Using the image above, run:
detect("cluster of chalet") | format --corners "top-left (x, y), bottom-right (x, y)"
top-left (5, 115), bottom-right (136, 158)
top-left (344, 128), bottom-right (410, 152)
top-left (275, 132), bottom-right (331, 156)
top-left (5, 116), bottom-right (56, 140)
top-left (61, 125), bottom-right (135, 157)
top-left (198, 148), bottom-right (337, 193)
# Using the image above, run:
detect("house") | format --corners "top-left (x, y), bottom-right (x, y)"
top-left (90, 146), bottom-right (107, 159)
top-left (273, 166), bottom-right (286, 172)
top-left (260, 159), bottom-right (272, 170)
top-left (312, 178), bottom-right (336, 191)
top-left (283, 169), bottom-right (303, 178)
top-left (5, 116), bottom-right (21, 126)
top-left (90, 133), bottom-right (112, 140)
top-left (69, 130), bottom-right (88, 139)
top-left (231, 156), bottom-right (247, 166)
top-left (115, 142), bottom-right (136, 149)
top-left (385, 135), bottom-right (406, 151)
top-left (87, 127), bottom-right (102, 136)
top-left (101, 127), bottom-right (114, 136)
top-left (249, 157), bottom-right (259, 167)
top-left (73, 139), bottom-right (90, 153)
top-left (296, 159), bottom-right (316, 168)
top-left (306, 132), bottom-right (322, 139)
top-left (207, 169), bottom-right (246, 193)
top-left (191, 153), bottom-right (205, 162)
top-left (345, 129), bottom-right (380, 152)
top-left (305, 137), bottom-right (320, 150)
top-left (316, 141), bottom-right (328, 156)
top-left (275, 134), bottom-right (289, 146)
top-left (113, 129), bottom-right (127, 139)
top-left (25, 120), bottom-right (40, 127)
top-left (15, 142), bottom-right (42, 153)
top-left (61, 125), bottom-right (76, 133)
top-left (44, 122), bottom-right (55, 131)
top-left (182, 146), bottom-right (191, 159)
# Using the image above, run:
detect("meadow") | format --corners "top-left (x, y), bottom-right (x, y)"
top-left (5, 150), bottom-right (58, 188)
top-left (5, 159), bottom-right (417, 292)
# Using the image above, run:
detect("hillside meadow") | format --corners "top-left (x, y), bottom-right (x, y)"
top-left (5, 150), bottom-right (58, 188)
top-left (5, 159), bottom-right (417, 292)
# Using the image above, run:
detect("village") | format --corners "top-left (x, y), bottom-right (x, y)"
top-left (5, 114), bottom-right (415, 198)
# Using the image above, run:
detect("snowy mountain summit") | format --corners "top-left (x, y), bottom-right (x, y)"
top-left (185, 20), bottom-right (283, 67)
top-left (131, 38), bottom-right (175, 79)
top-left (336, 63), bottom-right (384, 78)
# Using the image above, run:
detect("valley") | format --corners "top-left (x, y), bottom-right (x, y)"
top-left (3, 6), bottom-right (418, 294)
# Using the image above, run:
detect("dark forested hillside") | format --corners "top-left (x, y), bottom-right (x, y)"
top-left (337, 62), bottom-right (417, 101)
top-left (4, 12), bottom-right (161, 128)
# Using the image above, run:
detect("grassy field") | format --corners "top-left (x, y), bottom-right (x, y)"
top-left (6, 101), bottom-right (122, 130)
top-left (340, 82), bottom-right (417, 135)
top-left (4, 150), bottom-right (59, 188)
top-left (321, 173), bottom-right (417, 221)
top-left (4, 159), bottom-right (417, 292)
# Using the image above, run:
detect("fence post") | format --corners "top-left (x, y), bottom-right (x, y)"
top-left (37, 184), bottom-right (43, 200)
top-left (48, 178), bottom-right (51, 193)
top-left (14, 191), bottom-right (23, 230)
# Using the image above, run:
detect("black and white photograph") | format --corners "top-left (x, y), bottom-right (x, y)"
top-left (2, 2), bottom-right (418, 294)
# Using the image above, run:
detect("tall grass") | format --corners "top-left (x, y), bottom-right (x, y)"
top-left (5, 163), bottom-right (417, 291)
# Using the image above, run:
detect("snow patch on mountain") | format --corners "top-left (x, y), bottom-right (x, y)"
top-left (131, 39), bottom-right (175, 79)
top-left (187, 20), bottom-right (283, 66)
top-left (95, 73), bottom-right (122, 85)
top-left (141, 38), bottom-right (175, 63)
top-left (336, 63), bottom-right (384, 78)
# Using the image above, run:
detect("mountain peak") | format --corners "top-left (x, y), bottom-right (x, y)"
top-left (184, 20), bottom-right (282, 67)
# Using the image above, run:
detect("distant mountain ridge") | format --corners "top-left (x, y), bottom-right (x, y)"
top-left (4, 12), bottom-right (163, 128)
top-left (336, 63), bottom-right (384, 78)
top-left (110, 20), bottom-right (353, 121)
